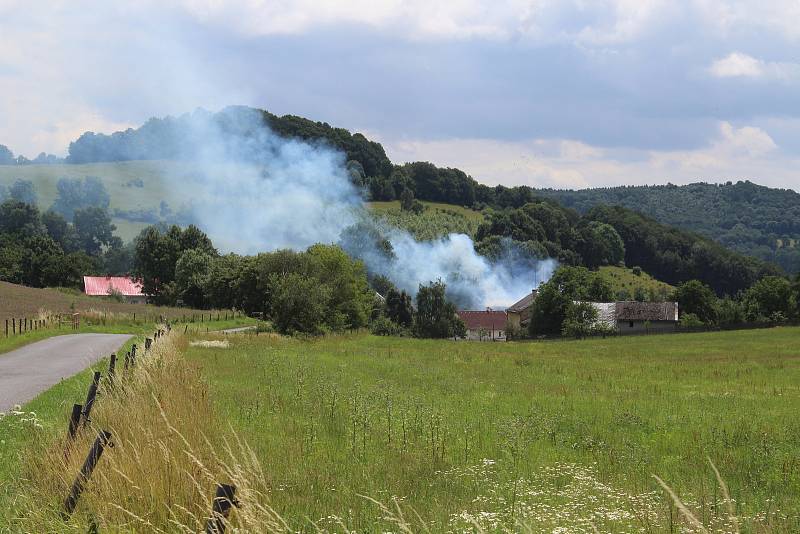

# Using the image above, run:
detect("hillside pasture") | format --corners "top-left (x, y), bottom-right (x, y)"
top-left (368, 200), bottom-right (485, 239)
top-left (598, 265), bottom-right (676, 300)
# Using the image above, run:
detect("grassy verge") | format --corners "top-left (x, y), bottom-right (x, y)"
top-left (185, 327), bottom-right (800, 532)
top-left (0, 317), bottom-right (254, 522)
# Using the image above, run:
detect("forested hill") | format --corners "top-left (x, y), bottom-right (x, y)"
top-left (534, 182), bottom-right (800, 274)
top-left (2, 106), bottom-right (791, 291)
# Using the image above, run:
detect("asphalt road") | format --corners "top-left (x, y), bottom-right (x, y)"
top-left (0, 333), bottom-right (132, 412)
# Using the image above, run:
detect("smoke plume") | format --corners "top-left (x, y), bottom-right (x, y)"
top-left (168, 107), bottom-right (556, 309)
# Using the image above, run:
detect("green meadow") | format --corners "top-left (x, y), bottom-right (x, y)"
top-left (186, 328), bottom-right (800, 532)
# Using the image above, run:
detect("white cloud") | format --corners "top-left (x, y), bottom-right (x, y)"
top-left (709, 52), bottom-right (800, 80)
top-left (172, 0), bottom-right (800, 45)
top-left (384, 122), bottom-right (796, 190)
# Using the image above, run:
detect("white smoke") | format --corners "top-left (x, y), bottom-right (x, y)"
top-left (167, 107), bottom-right (557, 309)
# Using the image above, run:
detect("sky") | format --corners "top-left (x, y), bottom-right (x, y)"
top-left (0, 0), bottom-right (799, 191)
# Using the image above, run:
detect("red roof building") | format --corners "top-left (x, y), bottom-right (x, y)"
top-left (83, 276), bottom-right (147, 303)
top-left (457, 310), bottom-right (508, 341)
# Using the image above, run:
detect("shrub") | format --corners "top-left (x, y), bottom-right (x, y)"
top-left (679, 313), bottom-right (704, 328)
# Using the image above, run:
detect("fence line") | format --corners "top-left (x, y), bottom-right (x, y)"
top-left (56, 323), bottom-right (238, 528)
top-left (2, 310), bottom-right (243, 338)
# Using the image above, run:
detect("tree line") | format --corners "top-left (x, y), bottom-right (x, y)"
top-left (525, 265), bottom-right (800, 339)
top-left (0, 144), bottom-right (63, 165)
top-left (132, 224), bottom-right (465, 337)
top-left (0, 199), bottom-right (126, 287)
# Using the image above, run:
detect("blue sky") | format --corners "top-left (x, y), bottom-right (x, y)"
top-left (1, 0), bottom-right (799, 190)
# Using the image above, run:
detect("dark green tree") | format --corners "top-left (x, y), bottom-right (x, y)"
top-left (174, 248), bottom-right (213, 308)
top-left (269, 272), bottom-right (330, 335)
top-left (8, 180), bottom-right (37, 205)
top-left (386, 288), bottom-right (414, 327)
top-left (73, 207), bottom-right (117, 256)
top-left (413, 280), bottom-right (464, 338)
top-left (529, 266), bottom-right (612, 336)
top-left (743, 276), bottom-right (795, 322)
top-left (673, 280), bottom-right (718, 324)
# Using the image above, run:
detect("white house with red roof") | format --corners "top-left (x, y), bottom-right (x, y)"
top-left (457, 309), bottom-right (508, 341)
top-left (83, 276), bottom-right (148, 304)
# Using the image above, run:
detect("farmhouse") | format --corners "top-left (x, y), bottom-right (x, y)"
top-left (83, 276), bottom-right (147, 304)
top-left (615, 301), bottom-right (678, 333)
top-left (506, 289), bottom-right (537, 330)
top-left (457, 310), bottom-right (507, 341)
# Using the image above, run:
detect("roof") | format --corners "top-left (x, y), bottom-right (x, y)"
top-left (83, 276), bottom-right (145, 297)
top-left (457, 310), bottom-right (508, 330)
top-left (507, 290), bottom-right (538, 313)
top-left (615, 301), bottom-right (678, 322)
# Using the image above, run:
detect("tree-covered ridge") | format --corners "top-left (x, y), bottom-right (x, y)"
top-left (534, 181), bottom-right (800, 274)
top-left (52, 105), bottom-right (795, 284)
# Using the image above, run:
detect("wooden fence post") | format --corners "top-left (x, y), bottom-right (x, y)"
top-left (205, 483), bottom-right (238, 534)
top-left (12, 318), bottom-right (15, 335)
top-left (62, 430), bottom-right (113, 518)
top-left (66, 403), bottom-right (83, 442)
top-left (4, 319), bottom-right (7, 337)
top-left (80, 372), bottom-right (102, 428)
top-left (130, 344), bottom-right (137, 366)
top-left (107, 354), bottom-right (117, 388)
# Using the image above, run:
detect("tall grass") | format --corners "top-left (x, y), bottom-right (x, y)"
top-left (6, 334), bottom-right (280, 532)
top-left (4, 328), bottom-right (800, 532)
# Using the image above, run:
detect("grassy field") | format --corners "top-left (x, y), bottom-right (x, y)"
top-left (368, 200), bottom-right (486, 240)
top-left (4, 327), bottom-right (800, 531)
top-left (599, 265), bottom-right (676, 299)
top-left (183, 328), bottom-right (800, 532)
top-left (368, 200), bottom-right (486, 223)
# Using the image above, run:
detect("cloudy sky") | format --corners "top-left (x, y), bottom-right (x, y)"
top-left (1, 0), bottom-right (799, 190)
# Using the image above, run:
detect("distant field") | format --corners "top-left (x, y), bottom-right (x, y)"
top-left (0, 161), bottom-right (196, 241)
top-left (1, 163), bottom-right (490, 243)
top-left (0, 280), bottom-right (230, 324)
top-left (182, 328), bottom-right (800, 531)
top-left (368, 200), bottom-right (486, 223)
top-left (598, 265), bottom-right (675, 299)
top-left (368, 200), bottom-right (485, 240)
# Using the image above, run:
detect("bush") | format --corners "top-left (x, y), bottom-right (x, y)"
top-left (370, 316), bottom-right (404, 336)
top-left (679, 313), bottom-right (704, 328)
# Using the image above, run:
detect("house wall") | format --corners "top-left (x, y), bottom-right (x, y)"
top-left (464, 327), bottom-right (507, 341)
top-left (617, 320), bottom-right (677, 334)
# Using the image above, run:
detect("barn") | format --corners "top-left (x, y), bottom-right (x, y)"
top-left (615, 301), bottom-right (679, 333)
top-left (83, 276), bottom-right (148, 304)
top-left (457, 310), bottom-right (508, 341)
